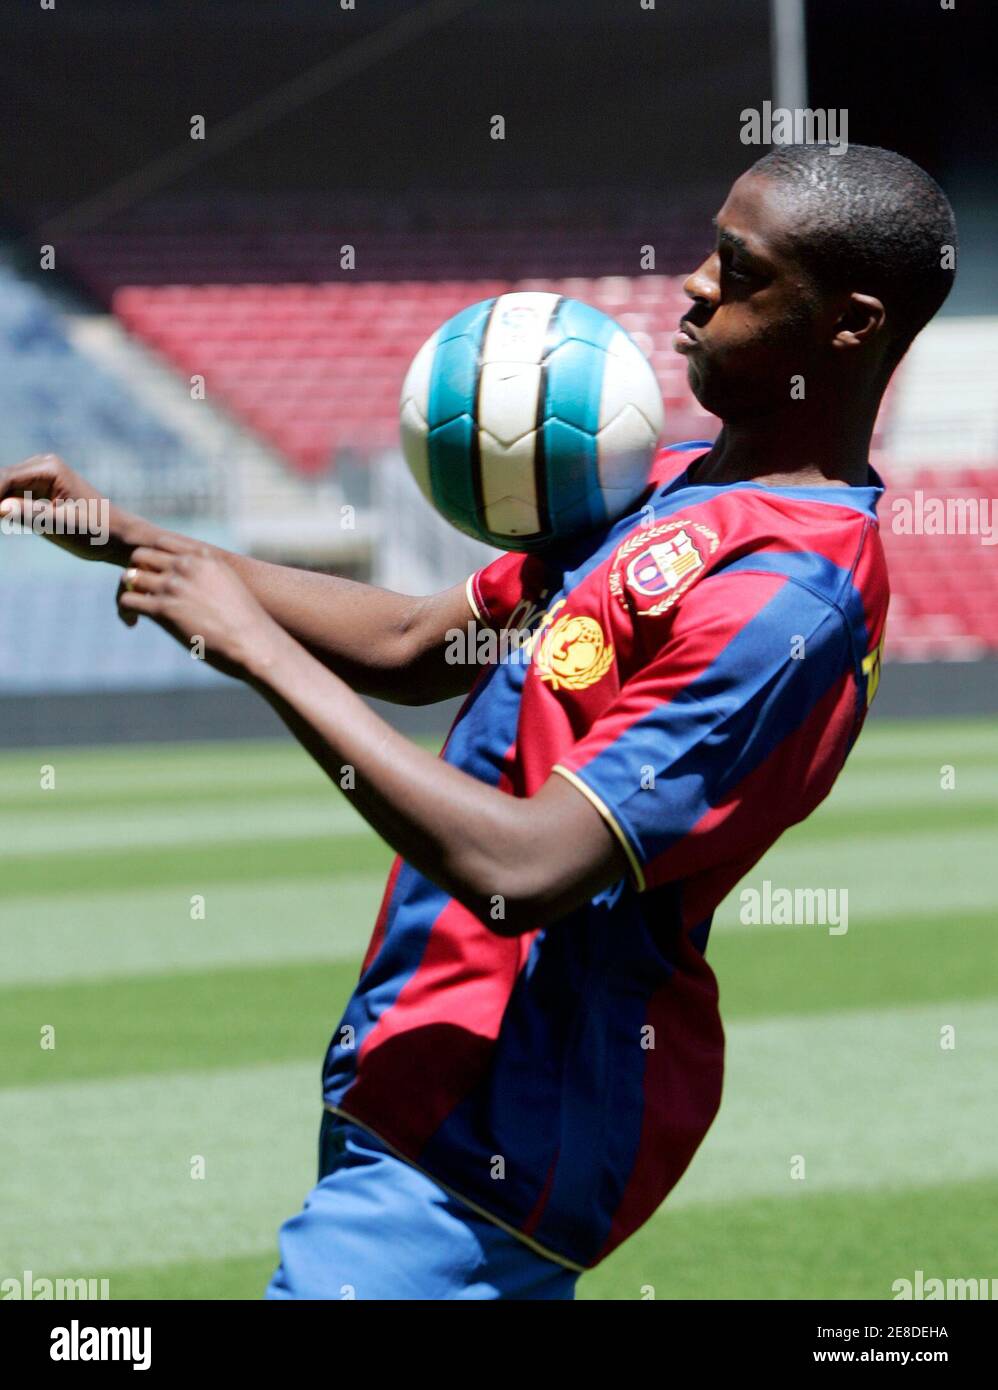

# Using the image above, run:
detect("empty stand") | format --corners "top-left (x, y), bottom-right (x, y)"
top-left (50, 192), bottom-right (712, 303)
top-left (878, 466), bottom-right (998, 660)
top-left (114, 277), bottom-right (720, 474)
top-left (3, 249), bottom-right (993, 667)
top-left (0, 263), bottom-right (218, 514)
top-left (113, 273), bottom-right (994, 661)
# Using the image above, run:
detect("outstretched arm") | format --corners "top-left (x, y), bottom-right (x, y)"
top-left (200, 551), bottom-right (476, 706)
top-left (0, 454), bottom-right (477, 705)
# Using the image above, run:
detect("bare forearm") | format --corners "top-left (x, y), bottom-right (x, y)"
top-left (114, 540), bottom-right (627, 930)
top-left (117, 515), bottom-right (468, 703)
top-left (248, 630), bottom-right (534, 920)
top-left (217, 552), bottom-right (426, 698)
top-left (0, 455), bottom-right (454, 702)
top-left (0, 453), bottom-right (463, 702)
top-left (245, 630), bottom-right (622, 931)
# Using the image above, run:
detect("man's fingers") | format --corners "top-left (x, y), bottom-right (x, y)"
top-left (116, 572), bottom-right (139, 626)
top-left (0, 456), bottom-right (60, 500)
top-left (117, 565), bottom-right (168, 626)
top-left (128, 547), bottom-right (174, 573)
top-left (118, 589), bottom-right (162, 616)
top-left (121, 564), bottom-right (167, 594)
top-left (0, 497), bottom-right (55, 522)
top-left (145, 532), bottom-right (207, 557)
top-left (0, 497), bottom-right (84, 534)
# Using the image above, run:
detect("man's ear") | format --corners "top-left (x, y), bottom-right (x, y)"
top-left (832, 292), bottom-right (887, 350)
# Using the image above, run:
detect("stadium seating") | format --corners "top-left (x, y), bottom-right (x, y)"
top-left (112, 273), bottom-right (998, 659)
top-left (0, 264), bottom-right (212, 501)
top-left (4, 247), bottom-right (992, 666)
top-left (113, 277), bottom-right (721, 474)
top-left (0, 261), bottom-right (236, 694)
top-left (0, 567), bottom-right (227, 695)
top-left (877, 466), bottom-right (998, 660)
top-left (51, 192), bottom-right (710, 303)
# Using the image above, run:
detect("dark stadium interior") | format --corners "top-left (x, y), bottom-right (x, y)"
top-left (1, 0), bottom-right (991, 299)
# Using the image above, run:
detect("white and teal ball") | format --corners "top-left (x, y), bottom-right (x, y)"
top-left (399, 291), bottom-right (664, 552)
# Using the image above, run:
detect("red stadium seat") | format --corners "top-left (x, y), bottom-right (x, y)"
top-left (879, 465), bottom-right (998, 655)
top-left (108, 275), bottom-right (998, 657)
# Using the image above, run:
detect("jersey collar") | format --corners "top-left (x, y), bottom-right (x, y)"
top-left (659, 455), bottom-right (885, 521)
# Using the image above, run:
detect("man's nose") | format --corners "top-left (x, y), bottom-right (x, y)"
top-left (682, 252), bottom-right (720, 311)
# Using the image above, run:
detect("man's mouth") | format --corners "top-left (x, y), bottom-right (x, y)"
top-left (673, 319), bottom-right (701, 353)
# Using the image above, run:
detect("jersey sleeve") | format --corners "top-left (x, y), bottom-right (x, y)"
top-left (553, 570), bottom-right (858, 892)
top-left (466, 551), bottom-right (536, 629)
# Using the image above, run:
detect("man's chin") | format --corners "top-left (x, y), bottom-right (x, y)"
top-left (685, 358), bottom-right (754, 421)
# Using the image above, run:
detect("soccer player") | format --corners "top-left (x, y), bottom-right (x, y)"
top-left (1, 145), bottom-right (956, 1299)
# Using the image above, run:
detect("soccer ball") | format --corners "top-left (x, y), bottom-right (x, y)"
top-left (399, 291), bottom-right (664, 551)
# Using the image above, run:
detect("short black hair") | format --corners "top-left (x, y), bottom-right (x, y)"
top-left (750, 143), bottom-right (957, 369)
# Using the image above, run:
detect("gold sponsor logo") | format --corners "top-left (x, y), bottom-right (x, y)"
top-left (532, 602), bottom-right (615, 692)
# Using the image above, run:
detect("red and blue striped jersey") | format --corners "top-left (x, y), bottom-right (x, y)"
top-left (322, 444), bottom-right (890, 1270)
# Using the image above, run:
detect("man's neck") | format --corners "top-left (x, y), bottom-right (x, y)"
top-left (692, 394), bottom-right (880, 490)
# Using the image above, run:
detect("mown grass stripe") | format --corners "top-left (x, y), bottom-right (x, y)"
top-left (849, 744), bottom-right (998, 780)
top-left (6, 739), bottom-right (992, 840)
top-left (711, 826), bottom-right (997, 925)
top-left (0, 735), bottom-right (441, 795)
top-left (665, 998), bottom-right (998, 1211)
top-left (818, 763), bottom-right (998, 804)
top-left (1, 875), bottom-right (386, 986)
top-left (2, 905), bottom-right (995, 1070)
top-left (86, 1176), bottom-right (998, 1299)
top-left (0, 761), bottom-right (337, 814)
top-left (0, 960), bottom-right (359, 1089)
top-left (4, 832), bottom-right (395, 898)
top-left (708, 907), bottom-right (998, 1019)
top-left (0, 741), bottom-right (307, 784)
top-left (862, 716), bottom-right (998, 751)
top-left (787, 798), bottom-right (998, 842)
top-left (0, 777), bottom-right (344, 816)
top-left (2, 998), bottom-right (994, 1277)
top-left (0, 721), bottom-right (991, 793)
top-left (0, 796), bottom-right (368, 857)
top-left (0, 720), bottom-right (988, 768)
top-left (585, 1176), bottom-right (998, 1301)
top-left (4, 784), bottom-right (992, 855)
top-left (0, 1060), bottom-right (318, 1273)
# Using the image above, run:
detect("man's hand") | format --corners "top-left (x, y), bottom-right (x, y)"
top-left (2, 456), bottom-right (479, 704)
top-left (0, 453), bottom-right (155, 567)
top-left (117, 547), bottom-right (287, 681)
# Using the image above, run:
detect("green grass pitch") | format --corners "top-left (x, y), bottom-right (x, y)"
top-left (1, 717), bottom-right (996, 1300)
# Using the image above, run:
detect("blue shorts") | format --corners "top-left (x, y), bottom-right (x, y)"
top-left (265, 1111), bottom-right (578, 1300)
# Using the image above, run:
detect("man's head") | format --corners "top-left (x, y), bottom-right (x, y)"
top-left (677, 144), bottom-right (957, 421)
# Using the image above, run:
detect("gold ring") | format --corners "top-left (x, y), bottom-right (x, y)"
top-left (123, 568), bottom-right (139, 592)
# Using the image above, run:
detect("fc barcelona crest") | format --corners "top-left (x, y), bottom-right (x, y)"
top-left (609, 518), bottom-right (720, 616)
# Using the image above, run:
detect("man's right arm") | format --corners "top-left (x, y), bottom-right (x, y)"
top-left (0, 454), bottom-right (479, 706)
top-left (209, 552), bottom-right (479, 705)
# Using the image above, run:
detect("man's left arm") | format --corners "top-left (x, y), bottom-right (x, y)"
top-left (117, 548), bottom-right (627, 934)
top-left (117, 545), bottom-right (858, 934)
top-left (251, 630), bottom-right (628, 932)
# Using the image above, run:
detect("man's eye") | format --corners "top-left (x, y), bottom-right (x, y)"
top-left (726, 262), bottom-right (754, 282)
